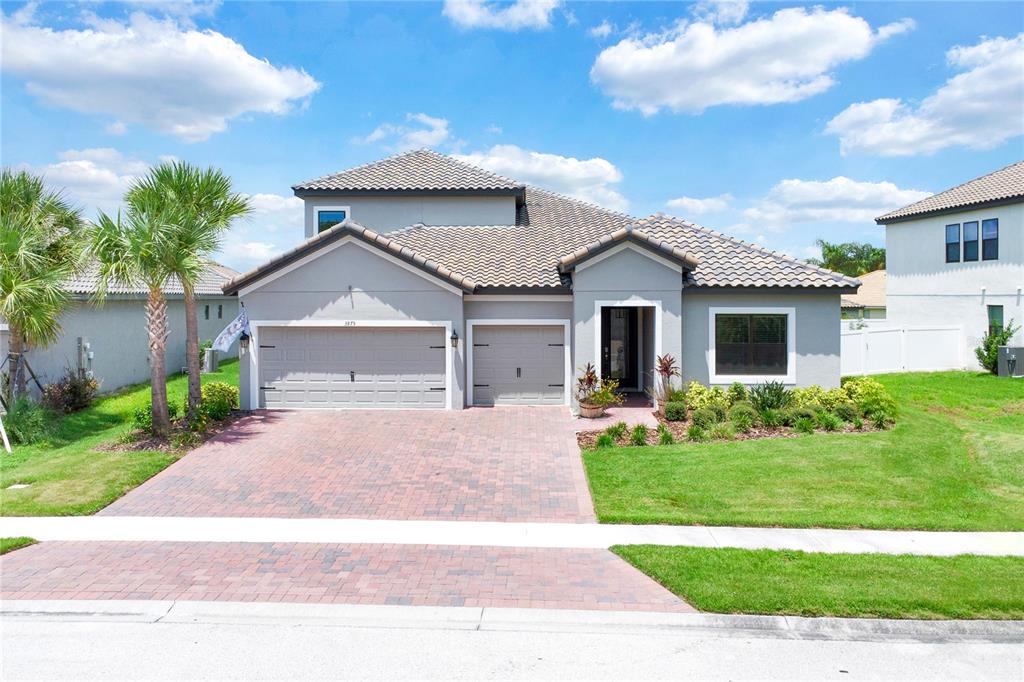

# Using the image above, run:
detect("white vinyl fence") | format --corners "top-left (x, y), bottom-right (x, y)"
top-left (841, 325), bottom-right (964, 376)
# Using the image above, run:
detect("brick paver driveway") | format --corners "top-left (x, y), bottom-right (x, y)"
top-left (102, 407), bottom-right (594, 522)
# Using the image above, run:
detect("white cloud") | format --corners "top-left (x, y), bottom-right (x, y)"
top-left (590, 7), bottom-right (914, 115)
top-left (442, 0), bottom-right (561, 31)
top-left (691, 0), bottom-right (748, 25)
top-left (216, 193), bottom-right (305, 270)
top-left (356, 113), bottom-right (451, 152)
top-left (666, 193), bottom-right (733, 214)
top-left (826, 33), bottom-right (1024, 156)
top-left (588, 20), bottom-right (613, 39)
top-left (485, 124), bottom-right (503, 134)
top-left (0, 7), bottom-right (320, 141)
top-left (455, 144), bottom-right (628, 212)
top-left (25, 148), bottom-right (152, 216)
top-left (743, 177), bottom-right (931, 229)
top-left (104, 120), bottom-right (127, 136)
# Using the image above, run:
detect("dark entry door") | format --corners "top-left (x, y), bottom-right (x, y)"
top-left (601, 307), bottom-right (638, 389)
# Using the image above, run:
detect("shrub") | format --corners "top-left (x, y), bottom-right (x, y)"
top-left (728, 402), bottom-right (758, 423)
top-left (793, 416), bottom-right (816, 434)
top-left (686, 424), bottom-right (707, 442)
top-left (41, 368), bottom-right (99, 414)
top-left (869, 410), bottom-right (893, 430)
top-left (691, 407), bottom-right (718, 429)
top-left (749, 381), bottom-right (792, 411)
top-left (974, 319), bottom-right (1021, 373)
top-left (663, 401), bottom-right (688, 422)
top-left (727, 382), bottom-right (747, 405)
top-left (684, 381), bottom-right (730, 413)
top-left (630, 423), bottom-right (649, 446)
top-left (657, 423), bottom-right (674, 445)
top-left (731, 412), bottom-right (754, 433)
top-left (834, 402), bottom-right (859, 423)
top-left (199, 381), bottom-right (239, 421)
top-left (4, 398), bottom-right (51, 445)
top-left (789, 386), bottom-right (824, 409)
top-left (708, 402), bottom-right (728, 423)
top-left (708, 422), bottom-right (736, 440)
top-left (784, 406), bottom-right (817, 426)
top-left (576, 364), bottom-right (623, 408)
top-left (595, 433), bottom-right (615, 448)
top-left (758, 408), bottom-right (785, 428)
top-left (841, 376), bottom-right (886, 405)
top-left (852, 415), bottom-right (864, 430)
top-left (845, 377), bottom-right (897, 423)
top-left (605, 421), bottom-right (629, 440)
top-left (665, 386), bottom-right (688, 404)
top-left (816, 411), bottom-right (843, 432)
top-left (132, 401), bottom-right (179, 434)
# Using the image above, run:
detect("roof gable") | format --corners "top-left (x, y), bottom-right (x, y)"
top-left (876, 161), bottom-right (1024, 223)
top-left (557, 227), bottom-right (699, 273)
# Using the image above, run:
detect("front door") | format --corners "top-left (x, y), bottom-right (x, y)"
top-left (601, 307), bottom-right (638, 390)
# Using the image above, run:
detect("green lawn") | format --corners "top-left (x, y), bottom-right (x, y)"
top-left (0, 359), bottom-right (239, 516)
top-left (585, 372), bottom-right (1024, 530)
top-left (0, 537), bottom-right (37, 555)
top-left (613, 545), bottom-right (1024, 620)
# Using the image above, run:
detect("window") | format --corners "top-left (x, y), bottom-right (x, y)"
top-left (945, 224), bottom-right (960, 263)
top-left (714, 313), bottom-right (788, 376)
top-left (316, 207), bottom-right (349, 233)
top-left (988, 305), bottom-right (1004, 338)
top-left (217, 304), bottom-right (223, 319)
top-left (204, 305), bottom-right (210, 320)
top-left (962, 221), bottom-right (979, 261)
top-left (982, 218), bottom-right (998, 260)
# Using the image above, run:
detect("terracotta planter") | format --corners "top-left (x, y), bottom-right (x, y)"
top-left (578, 403), bottom-right (606, 419)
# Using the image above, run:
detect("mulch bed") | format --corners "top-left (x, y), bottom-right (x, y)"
top-left (102, 410), bottom-right (247, 453)
top-left (577, 412), bottom-right (881, 449)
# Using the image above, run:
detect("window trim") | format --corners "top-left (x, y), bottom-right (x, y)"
top-left (945, 223), bottom-right (960, 263)
top-left (982, 218), bottom-right (998, 261)
top-left (708, 307), bottom-right (796, 385)
top-left (315, 205), bottom-right (351, 234)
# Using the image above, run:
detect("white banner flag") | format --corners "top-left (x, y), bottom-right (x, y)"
top-left (212, 306), bottom-right (249, 353)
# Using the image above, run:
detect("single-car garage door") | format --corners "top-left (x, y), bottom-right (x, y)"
top-left (258, 326), bottom-right (446, 409)
top-left (472, 325), bottom-right (565, 406)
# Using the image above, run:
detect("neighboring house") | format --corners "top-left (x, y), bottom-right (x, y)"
top-left (840, 270), bottom-right (887, 321)
top-left (876, 161), bottom-right (1023, 368)
top-left (0, 263), bottom-right (239, 399)
top-left (223, 150), bottom-right (858, 411)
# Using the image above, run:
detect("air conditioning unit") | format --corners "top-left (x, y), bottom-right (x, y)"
top-left (998, 347), bottom-right (1024, 378)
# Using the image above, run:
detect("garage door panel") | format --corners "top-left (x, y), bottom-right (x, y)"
top-left (472, 325), bottom-right (565, 406)
top-left (258, 327), bottom-right (446, 409)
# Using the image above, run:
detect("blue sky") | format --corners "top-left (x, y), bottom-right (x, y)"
top-left (2, 0), bottom-right (1022, 271)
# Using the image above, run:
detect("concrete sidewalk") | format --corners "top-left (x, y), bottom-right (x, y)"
top-left (4, 516), bottom-right (1023, 556)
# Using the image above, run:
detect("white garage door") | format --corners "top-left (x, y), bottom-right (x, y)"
top-left (258, 326), bottom-right (446, 409)
top-left (472, 325), bottom-right (565, 406)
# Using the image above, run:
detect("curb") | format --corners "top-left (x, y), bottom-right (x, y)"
top-left (3, 600), bottom-right (1022, 643)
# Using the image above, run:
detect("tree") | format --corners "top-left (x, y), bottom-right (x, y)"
top-left (125, 163), bottom-right (251, 424)
top-left (90, 200), bottom-right (183, 435)
top-left (0, 169), bottom-right (84, 401)
top-left (806, 239), bottom-right (885, 277)
top-left (975, 319), bottom-right (1020, 374)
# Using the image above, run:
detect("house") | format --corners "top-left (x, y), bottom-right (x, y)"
top-left (223, 150), bottom-right (858, 411)
top-left (840, 270), bottom-right (887, 322)
top-left (0, 264), bottom-right (239, 400)
top-left (876, 161), bottom-right (1023, 368)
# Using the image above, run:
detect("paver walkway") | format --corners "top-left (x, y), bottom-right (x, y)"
top-left (101, 408), bottom-right (593, 522)
top-left (0, 542), bottom-right (693, 612)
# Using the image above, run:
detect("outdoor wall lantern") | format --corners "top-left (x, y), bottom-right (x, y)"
top-left (239, 331), bottom-right (250, 351)
top-left (450, 330), bottom-right (459, 349)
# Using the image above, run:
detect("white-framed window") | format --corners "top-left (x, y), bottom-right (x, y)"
top-left (204, 304), bottom-right (210, 320)
top-left (708, 307), bottom-right (796, 384)
top-left (315, 205), bottom-right (351, 234)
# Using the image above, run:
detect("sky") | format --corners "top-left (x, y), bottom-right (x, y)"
top-left (1, 0), bottom-right (1022, 272)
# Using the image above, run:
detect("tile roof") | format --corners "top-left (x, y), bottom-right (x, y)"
top-left (876, 160), bottom-right (1024, 223)
top-left (840, 269), bottom-right (886, 309)
top-left (293, 149), bottom-right (525, 194)
top-left (66, 262), bottom-right (238, 297)
top-left (223, 221), bottom-right (478, 295)
top-left (557, 226), bottom-right (700, 272)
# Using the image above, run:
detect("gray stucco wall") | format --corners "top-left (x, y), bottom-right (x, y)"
top-left (571, 246), bottom-right (685, 400)
top-left (680, 290), bottom-right (842, 388)
top-left (3, 296), bottom-right (238, 396)
top-left (303, 195), bottom-right (518, 237)
top-left (238, 239), bottom-right (465, 410)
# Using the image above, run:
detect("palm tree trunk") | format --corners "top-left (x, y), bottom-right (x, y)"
top-left (146, 287), bottom-right (171, 435)
top-left (183, 282), bottom-right (202, 424)
top-left (8, 328), bottom-right (27, 400)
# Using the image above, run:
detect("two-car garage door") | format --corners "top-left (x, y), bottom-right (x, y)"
top-left (258, 327), bottom-right (446, 409)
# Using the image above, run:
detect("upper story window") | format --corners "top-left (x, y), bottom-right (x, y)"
top-left (945, 224), bottom-right (960, 263)
top-left (982, 218), bottom-right (999, 260)
top-left (962, 221), bottom-right (979, 261)
top-left (316, 206), bottom-right (350, 234)
top-left (204, 304), bottom-right (210, 320)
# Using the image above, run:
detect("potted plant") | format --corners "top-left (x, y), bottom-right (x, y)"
top-left (649, 353), bottom-right (680, 417)
top-left (575, 363), bottom-right (623, 418)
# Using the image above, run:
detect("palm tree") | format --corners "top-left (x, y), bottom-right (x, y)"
top-left (806, 239), bottom-right (885, 277)
top-left (126, 163), bottom-right (251, 424)
top-left (90, 200), bottom-right (183, 435)
top-left (0, 169), bottom-right (84, 400)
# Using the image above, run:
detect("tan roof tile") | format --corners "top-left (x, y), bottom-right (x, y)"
top-left (877, 161), bottom-right (1024, 223)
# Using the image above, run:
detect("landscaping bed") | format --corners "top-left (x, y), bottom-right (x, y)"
top-left (613, 545), bottom-right (1024, 620)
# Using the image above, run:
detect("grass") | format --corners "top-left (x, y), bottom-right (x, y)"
top-left (0, 537), bottom-right (37, 555)
top-left (584, 372), bottom-right (1024, 530)
top-left (0, 359), bottom-right (239, 516)
top-left (612, 545), bottom-right (1024, 620)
